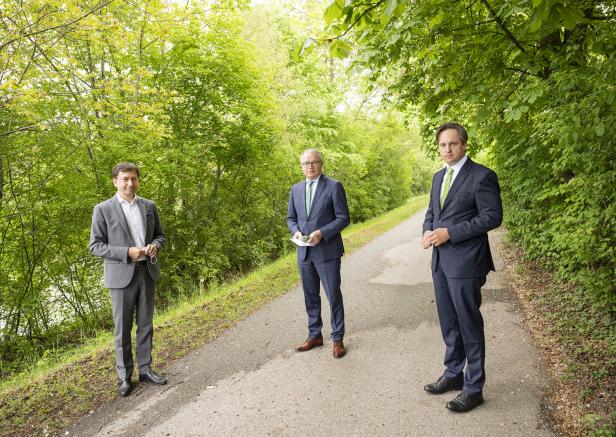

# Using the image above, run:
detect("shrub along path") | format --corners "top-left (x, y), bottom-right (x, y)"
top-left (66, 209), bottom-right (554, 437)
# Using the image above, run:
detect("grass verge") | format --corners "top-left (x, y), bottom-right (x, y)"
top-left (0, 195), bottom-right (428, 437)
top-left (496, 236), bottom-right (615, 437)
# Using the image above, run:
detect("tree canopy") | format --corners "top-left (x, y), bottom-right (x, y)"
top-left (319, 0), bottom-right (616, 310)
top-left (0, 0), bottom-right (434, 377)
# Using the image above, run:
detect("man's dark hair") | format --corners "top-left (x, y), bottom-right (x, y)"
top-left (435, 122), bottom-right (468, 145)
top-left (112, 162), bottom-right (140, 178)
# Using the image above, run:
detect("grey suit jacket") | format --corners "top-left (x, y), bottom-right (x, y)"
top-left (423, 158), bottom-right (503, 278)
top-left (287, 174), bottom-right (350, 262)
top-left (90, 195), bottom-right (165, 289)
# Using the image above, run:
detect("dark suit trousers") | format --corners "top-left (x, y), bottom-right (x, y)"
top-left (433, 266), bottom-right (486, 394)
top-left (109, 265), bottom-right (154, 379)
top-left (298, 257), bottom-right (345, 341)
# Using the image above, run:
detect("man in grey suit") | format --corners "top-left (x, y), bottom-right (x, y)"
top-left (421, 123), bottom-right (503, 412)
top-left (90, 162), bottom-right (167, 396)
top-left (287, 149), bottom-right (350, 358)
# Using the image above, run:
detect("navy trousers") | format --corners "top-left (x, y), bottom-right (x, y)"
top-left (298, 257), bottom-right (345, 341)
top-left (433, 265), bottom-right (486, 394)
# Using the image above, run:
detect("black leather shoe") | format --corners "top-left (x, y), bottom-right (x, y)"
top-left (139, 370), bottom-right (168, 385)
top-left (424, 375), bottom-right (463, 394)
top-left (117, 379), bottom-right (132, 397)
top-left (446, 391), bottom-right (484, 412)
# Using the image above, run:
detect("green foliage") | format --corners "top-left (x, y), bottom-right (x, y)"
top-left (324, 0), bottom-right (616, 430)
top-left (0, 0), bottom-right (433, 379)
top-left (582, 412), bottom-right (616, 437)
top-left (324, 0), bottom-right (616, 312)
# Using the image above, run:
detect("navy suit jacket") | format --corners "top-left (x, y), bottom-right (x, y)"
top-left (423, 158), bottom-right (503, 278)
top-left (287, 174), bottom-right (350, 262)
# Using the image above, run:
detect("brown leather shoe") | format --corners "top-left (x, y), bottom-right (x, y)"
top-left (332, 340), bottom-right (345, 358)
top-left (295, 336), bottom-right (324, 352)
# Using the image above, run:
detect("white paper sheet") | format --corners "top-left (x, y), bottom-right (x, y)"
top-left (290, 237), bottom-right (315, 247)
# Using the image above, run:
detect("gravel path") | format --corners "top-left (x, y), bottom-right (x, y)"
top-left (67, 210), bottom-right (553, 437)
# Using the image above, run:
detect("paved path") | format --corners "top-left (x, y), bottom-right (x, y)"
top-left (67, 210), bottom-right (554, 436)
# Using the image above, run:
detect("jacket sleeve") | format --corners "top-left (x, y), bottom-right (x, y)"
top-left (89, 204), bottom-right (129, 263)
top-left (423, 174), bottom-right (436, 234)
top-left (150, 203), bottom-right (165, 250)
top-left (447, 170), bottom-right (503, 244)
top-left (319, 181), bottom-right (350, 241)
top-left (287, 187), bottom-right (300, 234)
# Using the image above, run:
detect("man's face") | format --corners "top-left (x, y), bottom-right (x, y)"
top-left (300, 151), bottom-right (323, 180)
top-left (438, 129), bottom-right (467, 165)
top-left (113, 170), bottom-right (140, 200)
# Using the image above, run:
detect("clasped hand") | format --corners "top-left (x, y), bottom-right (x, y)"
top-left (128, 244), bottom-right (158, 260)
top-left (421, 228), bottom-right (450, 249)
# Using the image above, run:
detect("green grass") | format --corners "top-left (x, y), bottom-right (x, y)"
top-left (0, 194), bottom-right (428, 437)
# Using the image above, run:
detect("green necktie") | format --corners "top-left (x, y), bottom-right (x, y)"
top-left (306, 181), bottom-right (314, 215)
top-left (441, 167), bottom-right (454, 207)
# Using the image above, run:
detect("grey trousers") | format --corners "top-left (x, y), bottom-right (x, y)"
top-left (109, 265), bottom-right (154, 379)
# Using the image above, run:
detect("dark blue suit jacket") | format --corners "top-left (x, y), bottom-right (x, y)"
top-left (287, 174), bottom-right (350, 262)
top-left (423, 158), bottom-right (503, 278)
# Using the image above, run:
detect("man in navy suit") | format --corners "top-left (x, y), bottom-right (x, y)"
top-left (421, 123), bottom-right (503, 412)
top-left (287, 149), bottom-right (350, 358)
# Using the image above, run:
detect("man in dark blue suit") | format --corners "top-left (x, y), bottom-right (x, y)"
top-left (287, 149), bottom-right (350, 358)
top-left (421, 123), bottom-right (503, 412)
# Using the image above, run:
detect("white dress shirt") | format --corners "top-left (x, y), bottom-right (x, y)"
top-left (116, 193), bottom-right (146, 260)
top-left (440, 155), bottom-right (468, 202)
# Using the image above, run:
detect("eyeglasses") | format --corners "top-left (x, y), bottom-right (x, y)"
top-left (301, 160), bottom-right (322, 167)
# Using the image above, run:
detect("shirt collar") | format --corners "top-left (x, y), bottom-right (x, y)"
top-left (116, 193), bottom-right (138, 206)
top-left (445, 155), bottom-right (468, 174)
top-left (305, 175), bottom-right (321, 184)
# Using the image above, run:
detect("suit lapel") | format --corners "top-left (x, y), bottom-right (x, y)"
top-left (308, 175), bottom-right (326, 218)
top-left (442, 158), bottom-right (472, 210)
top-left (112, 196), bottom-right (135, 244)
top-left (299, 182), bottom-right (308, 218)
top-left (137, 197), bottom-right (148, 238)
top-left (435, 168), bottom-right (445, 213)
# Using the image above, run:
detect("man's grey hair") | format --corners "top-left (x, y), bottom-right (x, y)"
top-left (435, 122), bottom-right (468, 145)
top-left (300, 148), bottom-right (323, 162)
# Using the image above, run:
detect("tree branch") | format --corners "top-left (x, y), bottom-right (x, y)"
top-left (506, 66), bottom-right (542, 78)
top-left (325, 0), bottom-right (386, 43)
top-left (479, 0), bottom-right (527, 54)
top-left (0, 0), bottom-right (115, 53)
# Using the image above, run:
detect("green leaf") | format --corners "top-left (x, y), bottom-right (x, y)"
top-left (595, 123), bottom-right (605, 137)
top-left (324, 1), bottom-right (343, 26)
top-left (295, 37), bottom-right (317, 61)
top-left (383, 0), bottom-right (398, 17)
top-left (330, 39), bottom-right (352, 59)
top-left (428, 13), bottom-right (443, 28)
top-left (558, 5), bottom-right (584, 30)
top-left (393, 0), bottom-right (407, 17)
top-left (527, 14), bottom-right (543, 33)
